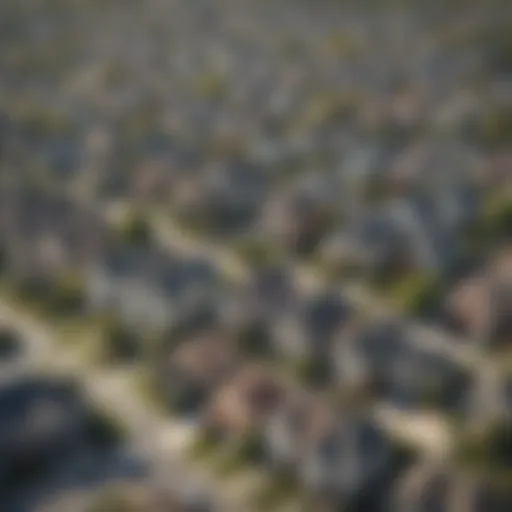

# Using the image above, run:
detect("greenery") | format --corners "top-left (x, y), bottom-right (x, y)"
top-left (292, 356), bottom-right (331, 388)
top-left (253, 471), bottom-right (299, 511)
top-left (479, 103), bottom-right (512, 150)
top-left (0, 246), bottom-right (5, 275)
top-left (236, 322), bottom-right (272, 358)
top-left (232, 237), bottom-right (284, 268)
top-left (393, 272), bottom-right (444, 317)
top-left (45, 271), bottom-right (85, 317)
top-left (117, 211), bottom-right (152, 247)
top-left (87, 488), bottom-right (133, 512)
top-left (454, 420), bottom-right (512, 483)
top-left (194, 72), bottom-right (228, 102)
top-left (133, 370), bottom-right (169, 414)
top-left (0, 327), bottom-right (21, 360)
top-left (12, 275), bottom-right (54, 308)
top-left (97, 316), bottom-right (141, 363)
top-left (188, 430), bottom-right (222, 461)
top-left (482, 193), bottom-right (512, 241)
top-left (488, 24), bottom-right (512, 74)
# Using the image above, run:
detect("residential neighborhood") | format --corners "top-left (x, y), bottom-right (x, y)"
top-left (0, 0), bottom-right (511, 510)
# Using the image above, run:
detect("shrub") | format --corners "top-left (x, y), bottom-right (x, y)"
top-left (12, 275), bottom-right (53, 307)
top-left (483, 193), bottom-right (512, 240)
top-left (488, 25), bottom-right (512, 74)
top-left (45, 272), bottom-right (85, 317)
top-left (394, 273), bottom-right (444, 318)
top-left (194, 73), bottom-right (228, 102)
top-left (188, 430), bottom-right (222, 461)
top-left (0, 327), bottom-right (21, 360)
top-left (479, 103), bottom-right (512, 150)
top-left (236, 322), bottom-right (272, 358)
top-left (117, 212), bottom-right (151, 247)
top-left (87, 488), bottom-right (132, 512)
top-left (293, 356), bottom-right (330, 388)
top-left (98, 317), bottom-right (141, 363)
top-left (455, 420), bottom-right (512, 477)
top-left (216, 431), bottom-right (265, 477)
top-left (233, 237), bottom-right (283, 268)
top-left (253, 471), bottom-right (298, 511)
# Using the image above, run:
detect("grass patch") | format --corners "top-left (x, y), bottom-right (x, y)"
top-left (188, 431), bottom-right (222, 462)
top-left (213, 433), bottom-right (265, 478)
top-left (132, 370), bottom-right (169, 415)
top-left (252, 472), bottom-right (299, 511)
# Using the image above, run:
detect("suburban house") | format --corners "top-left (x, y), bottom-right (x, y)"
top-left (259, 184), bottom-right (336, 255)
top-left (203, 364), bottom-right (286, 441)
top-left (467, 368), bottom-right (512, 428)
top-left (333, 319), bottom-right (408, 391)
top-left (0, 188), bottom-right (107, 279)
top-left (0, 375), bottom-right (88, 485)
top-left (272, 290), bottom-right (350, 363)
top-left (85, 244), bottom-right (220, 332)
top-left (334, 318), bottom-right (470, 410)
top-left (445, 248), bottom-right (512, 347)
top-left (158, 328), bottom-right (238, 416)
top-left (264, 391), bottom-right (335, 470)
top-left (243, 265), bottom-right (297, 323)
top-left (393, 462), bottom-right (512, 512)
top-left (299, 412), bottom-right (392, 504)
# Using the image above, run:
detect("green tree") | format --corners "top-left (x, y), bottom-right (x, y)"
top-left (236, 322), bottom-right (272, 358)
top-left (394, 273), bottom-right (444, 317)
top-left (483, 193), bottom-right (512, 240)
top-left (98, 316), bottom-right (140, 363)
top-left (233, 237), bottom-right (283, 268)
top-left (46, 272), bottom-right (85, 317)
top-left (455, 420), bottom-right (512, 479)
top-left (293, 356), bottom-right (330, 388)
top-left (117, 212), bottom-right (151, 247)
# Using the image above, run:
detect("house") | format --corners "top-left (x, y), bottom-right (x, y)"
top-left (85, 242), bottom-right (221, 332)
top-left (243, 265), bottom-right (297, 323)
top-left (259, 181), bottom-right (337, 255)
top-left (265, 389), bottom-right (393, 504)
top-left (393, 462), bottom-right (512, 512)
top-left (272, 291), bottom-right (350, 363)
top-left (318, 205), bottom-right (427, 283)
top-left (176, 161), bottom-right (268, 237)
top-left (203, 364), bottom-right (286, 441)
top-left (300, 416), bottom-right (391, 504)
top-left (333, 319), bottom-right (408, 391)
top-left (158, 329), bottom-right (238, 416)
top-left (264, 391), bottom-right (335, 470)
top-left (445, 248), bottom-right (512, 347)
top-left (383, 347), bottom-right (472, 411)
top-left (1, 188), bottom-right (107, 279)
top-left (466, 368), bottom-right (512, 428)
top-left (334, 319), bottom-right (470, 411)
top-left (0, 375), bottom-right (88, 485)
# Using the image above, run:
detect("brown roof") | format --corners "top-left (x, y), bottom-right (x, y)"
top-left (170, 330), bottom-right (237, 387)
top-left (448, 248), bottom-right (512, 339)
top-left (206, 364), bottom-right (286, 437)
top-left (447, 275), bottom-right (491, 335)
